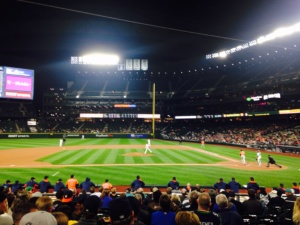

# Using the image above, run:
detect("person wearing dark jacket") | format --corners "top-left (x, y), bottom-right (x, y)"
top-left (39, 176), bottom-right (52, 193)
top-left (292, 182), bottom-right (299, 194)
top-left (216, 193), bottom-right (243, 225)
top-left (228, 177), bottom-right (241, 193)
top-left (11, 180), bottom-right (23, 193)
top-left (131, 175), bottom-right (145, 191)
top-left (2, 180), bottom-right (11, 190)
top-left (214, 178), bottom-right (227, 193)
top-left (54, 178), bottom-right (65, 192)
top-left (268, 189), bottom-right (285, 208)
top-left (24, 177), bottom-right (39, 191)
top-left (80, 177), bottom-right (95, 192)
top-left (243, 189), bottom-right (263, 215)
top-left (228, 191), bottom-right (244, 215)
top-left (247, 177), bottom-right (259, 193)
top-left (167, 177), bottom-right (179, 190)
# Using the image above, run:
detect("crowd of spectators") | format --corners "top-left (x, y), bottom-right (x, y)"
top-left (160, 117), bottom-right (300, 151)
top-left (1, 174), bottom-right (300, 225)
top-left (1, 118), bottom-right (153, 134)
top-left (1, 116), bottom-right (300, 154)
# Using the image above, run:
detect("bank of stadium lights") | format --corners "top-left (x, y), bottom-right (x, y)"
top-left (206, 22), bottom-right (300, 59)
top-left (71, 53), bottom-right (120, 65)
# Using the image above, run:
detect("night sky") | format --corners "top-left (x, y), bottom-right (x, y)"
top-left (1, 0), bottom-right (300, 105)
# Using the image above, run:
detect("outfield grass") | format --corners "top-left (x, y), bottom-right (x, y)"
top-left (0, 138), bottom-right (298, 189)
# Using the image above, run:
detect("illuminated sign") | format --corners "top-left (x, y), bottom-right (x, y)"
top-left (245, 93), bottom-right (281, 101)
top-left (279, 109), bottom-right (300, 114)
top-left (114, 104), bottom-right (136, 108)
top-left (263, 93), bottom-right (281, 100)
top-left (80, 113), bottom-right (159, 118)
top-left (137, 114), bottom-right (160, 119)
top-left (175, 116), bottom-right (197, 119)
top-left (223, 113), bottom-right (244, 118)
top-left (246, 96), bottom-right (263, 101)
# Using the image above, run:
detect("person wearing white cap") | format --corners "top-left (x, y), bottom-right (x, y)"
top-left (20, 211), bottom-right (57, 225)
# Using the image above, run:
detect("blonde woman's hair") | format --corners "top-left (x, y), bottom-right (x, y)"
top-left (293, 197), bottom-right (300, 225)
top-left (52, 212), bottom-right (69, 225)
top-left (175, 211), bottom-right (200, 225)
top-left (35, 196), bottom-right (53, 212)
top-left (171, 194), bottom-right (181, 202)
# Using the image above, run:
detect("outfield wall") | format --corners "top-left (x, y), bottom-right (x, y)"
top-left (0, 133), bottom-right (152, 139)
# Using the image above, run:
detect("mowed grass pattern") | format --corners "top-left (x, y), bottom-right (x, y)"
top-left (0, 138), bottom-right (299, 188)
top-left (37, 148), bottom-right (221, 165)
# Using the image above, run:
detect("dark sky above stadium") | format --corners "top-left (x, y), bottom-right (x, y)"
top-left (1, 0), bottom-right (300, 93)
top-left (0, 0), bottom-right (299, 108)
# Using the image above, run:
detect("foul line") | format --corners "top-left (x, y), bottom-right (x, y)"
top-left (52, 172), bottom-right (59, 176)
top-left (182, 145), bottom-right (238, 162)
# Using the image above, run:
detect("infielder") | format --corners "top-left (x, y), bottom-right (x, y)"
top-left (240, 149), bottom-right (246, 165)
top-left (144, 143), bottom-right (152, 154)
top-left (201, 139), bottom-right (205, 148)
top-left (256, 150), bottom-right (262, 166)
top-left (147, 139), bottom-right (151, 147)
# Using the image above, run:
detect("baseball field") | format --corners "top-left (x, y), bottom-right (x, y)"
top-left (0, 138), bottom-right (298, 189)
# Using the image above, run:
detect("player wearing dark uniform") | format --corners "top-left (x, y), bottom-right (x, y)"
top-left (179, 138), bottom-right (182, 145)
top-left (63, 133), bottom-right (67, 144)
top-left (267, 155), bottom-right (282, 168)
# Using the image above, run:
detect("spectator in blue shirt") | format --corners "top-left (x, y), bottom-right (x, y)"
top-left (131, 175), bottom-right (145, 191)
top-left (167, 177), bottom-right (179, 190)
top-left (80, 177), bottom-right (95, 192)
top-left (39, 176), bottom-right (52, 193)
top-left (228, 177), bottom-right (241, 193)
top-left (54, 178), bottom-right (65, 193)
top-left (11, 180), bottom-right (23, 193)
top-left (247, 177), bottom-right (259, 193)
top-left (214, 178), bottom-right (227, 193)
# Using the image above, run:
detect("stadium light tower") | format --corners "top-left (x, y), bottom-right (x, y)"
top-left (206, 21), bottom-right (300, 59)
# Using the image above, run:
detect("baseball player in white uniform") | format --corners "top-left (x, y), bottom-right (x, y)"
top-left (144, 143), bottom-right (152, 154)
top-left (147, 139), bottom-right (151, 146)
top-left (256, 150), bottom-right (262, 166)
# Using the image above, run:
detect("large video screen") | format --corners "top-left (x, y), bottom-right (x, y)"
top-left (0, 66), bottom-right (34, 100)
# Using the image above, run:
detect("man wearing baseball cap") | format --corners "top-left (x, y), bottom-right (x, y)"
top-left (108, 197), bottom-right (134, 225)
top-left (19, 211), bottom-right (57, 225)
top-left (24, 177), bottom-right (38, 191)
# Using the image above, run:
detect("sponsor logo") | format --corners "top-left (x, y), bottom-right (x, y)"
top-left (95, 134), bottom-right (113, 138)
top-left (8, 134), bottom-right (30, 138)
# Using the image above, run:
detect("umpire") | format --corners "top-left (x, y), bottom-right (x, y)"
top-left (267, 155), bottom-right (282, 168)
